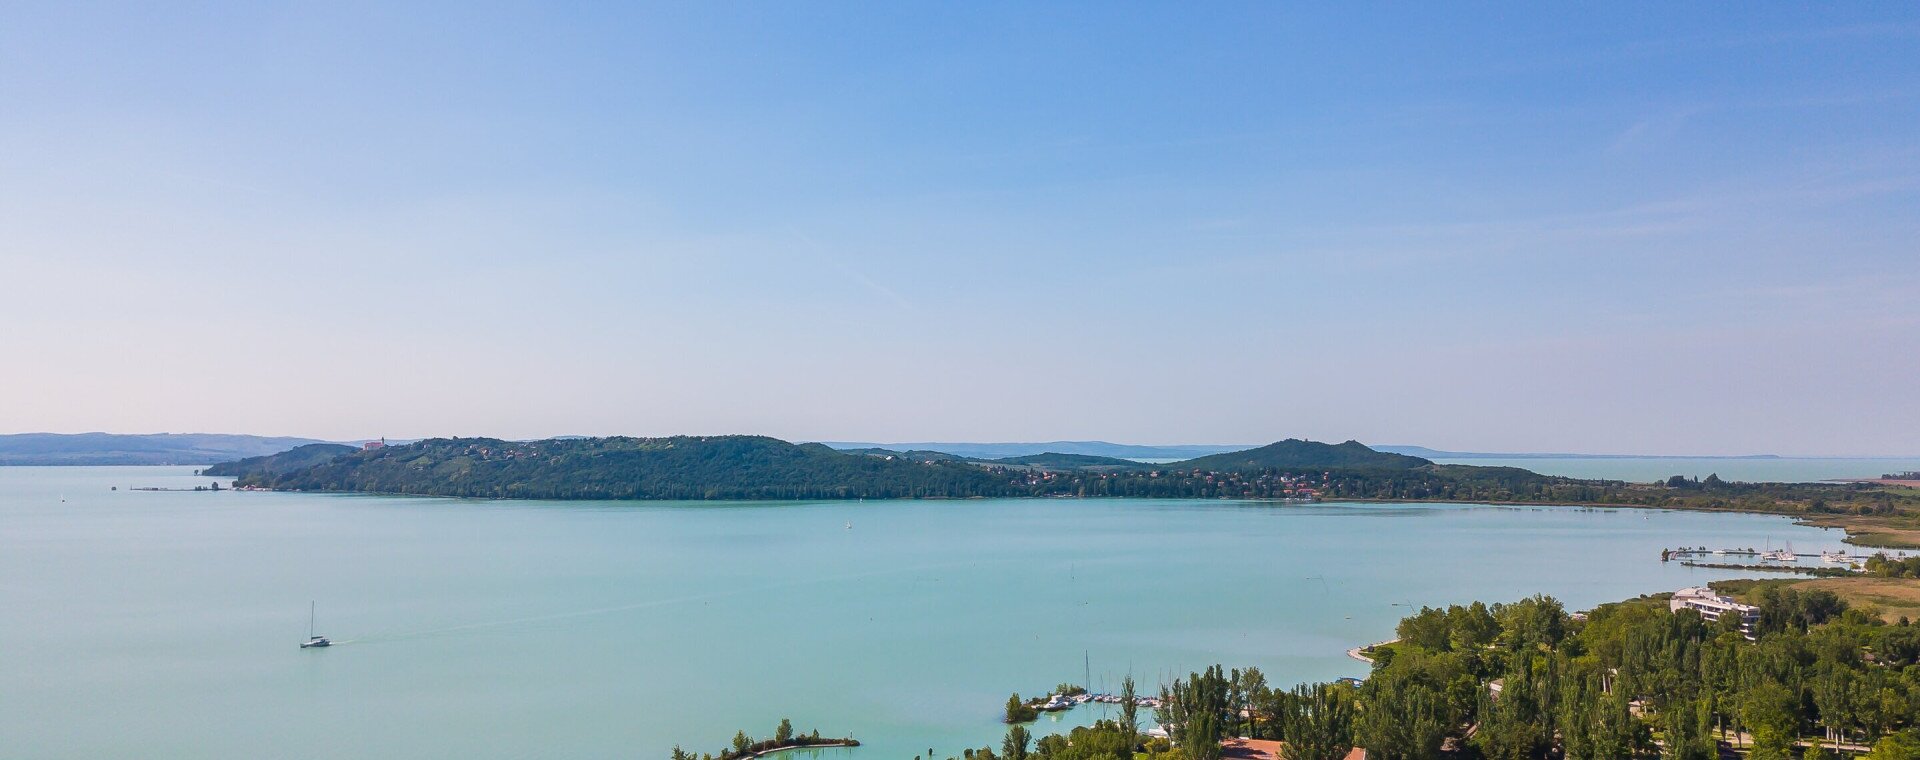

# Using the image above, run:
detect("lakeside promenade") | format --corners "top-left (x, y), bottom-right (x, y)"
top-left (1345, 639), bottom-right (1396, 665)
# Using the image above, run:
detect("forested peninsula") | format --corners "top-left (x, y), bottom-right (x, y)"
top-left (212, 436), bottom-right (1920, 540)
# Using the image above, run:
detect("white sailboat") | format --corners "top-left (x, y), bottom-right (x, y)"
top-left (301, 601), bottom-right (331, 648)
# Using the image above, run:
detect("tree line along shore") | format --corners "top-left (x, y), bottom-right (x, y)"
top-left (205, 435), bottom-right (1920, 547)
top-left (673, 719), bottom-right (858, 760)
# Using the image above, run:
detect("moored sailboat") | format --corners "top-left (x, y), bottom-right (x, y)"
top-left (301, 601), bottom-right (331, 648)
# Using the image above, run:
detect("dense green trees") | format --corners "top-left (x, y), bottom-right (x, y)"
top-left (1350, 587), bottom-right (1920, 757)
top-left (1354, 648), bottom-right (1465, 760)
top-left (1003, 724), bottom-right (1032, 760)
top-left (1279, 683), bottom-right (1354, 760)
top-left (678, 719), bottom-right (853, 760)
top-left (1006, 693), bottom-right (1039, 723)
top-left (954, 720), bottom-right (1155, 760)
top-left (1090, 587), bottom-right (1920, 760)
top-left (1158, 666), bottom-right (1230, 760)
top-left (1868, 730), bottom-right (1920, 759)
top-left (245, 436), bottom-right (1020, 500)
top-left (231, 435), bottom-right (1920, 519)
top-left (1868, 554), bottom-right (1920, 579)
top-left (203, 442), bottom-right (357, 477)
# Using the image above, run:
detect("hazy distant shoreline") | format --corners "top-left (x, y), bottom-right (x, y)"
top-left (5, 433), bottom-right (1913, 468)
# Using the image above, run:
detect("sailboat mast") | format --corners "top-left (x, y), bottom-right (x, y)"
top-left (309, 601), bottom-right (316, 638)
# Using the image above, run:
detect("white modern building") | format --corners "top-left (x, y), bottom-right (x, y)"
top-left (1670, 587), bottom-right (1759, 637)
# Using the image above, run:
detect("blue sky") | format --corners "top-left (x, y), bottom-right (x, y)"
top-left (2, 3), bottom-right (1916, 455)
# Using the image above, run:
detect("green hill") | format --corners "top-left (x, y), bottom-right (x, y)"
top-left (234, 435), bottom-right (1015, 500)
top-left (1173, 439), bottom-right (1431, 471)
top-left (204, 434), bottom-right (1920, 521)
top-left (203, 443), bottom-right (358, 478)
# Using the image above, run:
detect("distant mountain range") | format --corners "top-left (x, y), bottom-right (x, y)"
top-left (0, 433), bottom-right (1873, 467)
top-left (1374, 445), bottom-right (1785, 460)
top-left (819, 441), bottom-right (1251, 460)
top-left (1, 434), bottom-right (1249, 466)
top-left (827, 441), bottom-right (1809, 462)
top-left (0, 433), bottom-right (328, 466)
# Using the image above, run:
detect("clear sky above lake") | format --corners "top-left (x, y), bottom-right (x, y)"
top-left (2, 4), bottom-right (1916, 455)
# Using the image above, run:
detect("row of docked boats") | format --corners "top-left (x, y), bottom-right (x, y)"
top-left (1667, 544), bottom-right (1860, 563)
top-left (1036, 692), bottom-right (1162, 712)
top-left (1662, 545), bottom-right (1868, 570)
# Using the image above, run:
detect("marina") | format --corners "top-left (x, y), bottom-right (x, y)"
top-left (1022, 690), bottom-right (1165, 715)
top-left (1660, 544), bottom-right (1868, 565)
top-left (1658, 543), bottom-right (1887, 576)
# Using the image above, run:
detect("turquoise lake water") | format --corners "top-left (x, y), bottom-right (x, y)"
top-left (0, 466), bottom-right (1847, 759)
top-left (1427, 456), bottom-right (1920, 483)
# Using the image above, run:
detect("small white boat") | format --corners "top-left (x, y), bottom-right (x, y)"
top-left (301, 601), bottom-right (331, 649)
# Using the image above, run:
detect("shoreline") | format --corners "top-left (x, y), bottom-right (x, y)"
top-left (1833, 478), bottom-right (1920, 488)
top-left (736, 741), bottom-right (859, 759)
top-left (1346, 639), bottom-right (1397, 665)
top-left (1334, 497), bottom-right (1920, 549)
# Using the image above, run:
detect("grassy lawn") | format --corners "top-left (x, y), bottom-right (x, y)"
top-left (1800, 512), bottom-right (1920, 549)
top-left (1718, 576), bottom-right (1920, 623)
top-left (1795, 577), bottom-right (1920, 622)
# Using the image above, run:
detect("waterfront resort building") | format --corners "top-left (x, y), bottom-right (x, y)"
top-left (1669, 587), bottom-right (1759, 637)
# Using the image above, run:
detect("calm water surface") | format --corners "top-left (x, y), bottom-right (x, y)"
top-left (1, 467), bottom-right (1843, 759)
top-left (1428, 456), bottom-right (1920, 483)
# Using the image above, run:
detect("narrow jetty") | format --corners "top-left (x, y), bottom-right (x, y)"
top-left (1347, 639), bottom-right (1397, 665)
top-left (735, 739), bottom-right (858, 759)
top-left (1660, 546), bottom-right (1859, 563)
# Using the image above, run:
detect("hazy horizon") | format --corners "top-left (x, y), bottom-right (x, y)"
top-left (6, 430), bottom-right (1920, 460)
top-left (4, 4), bottom-right (1917, 456)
